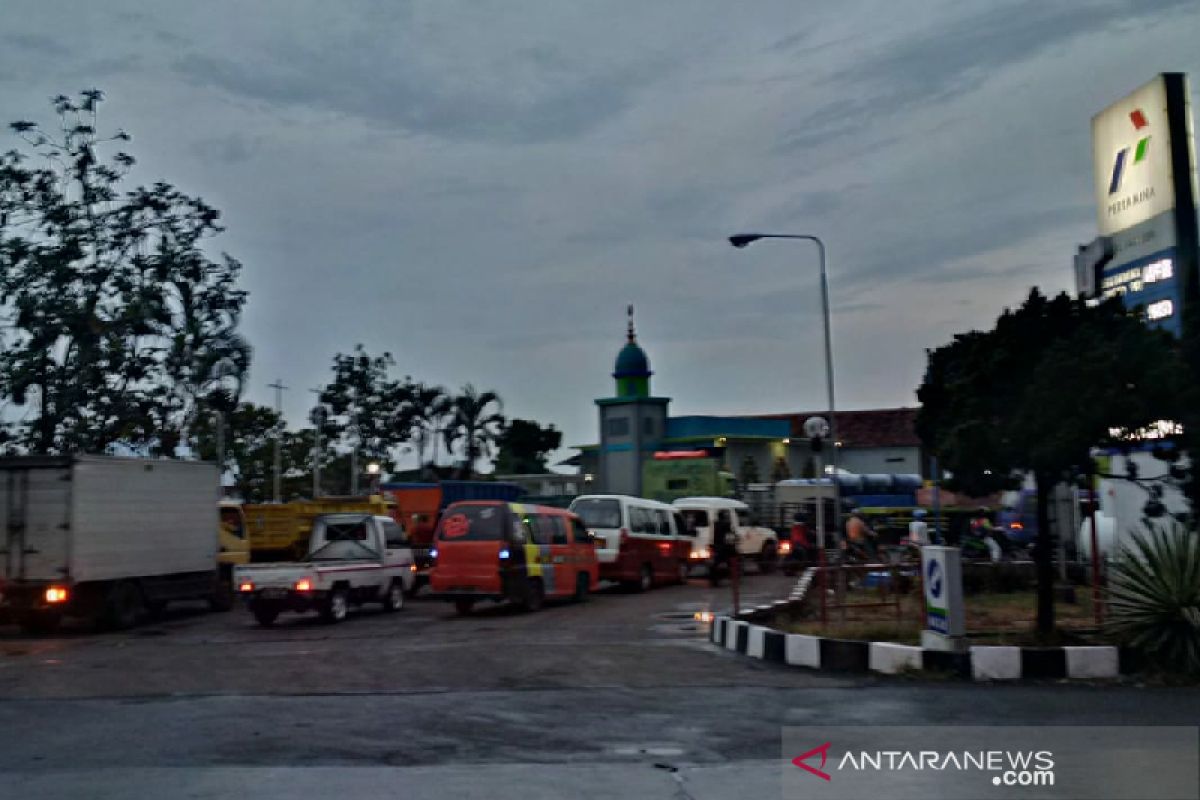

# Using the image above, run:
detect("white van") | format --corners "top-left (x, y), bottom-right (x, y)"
top-left (672, 497), bottom-right (780, 573)
top-left (568, 495), bottom-right (692, 590)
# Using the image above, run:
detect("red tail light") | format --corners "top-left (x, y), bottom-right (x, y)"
top-left (295, 578), bottom-right (313, 592)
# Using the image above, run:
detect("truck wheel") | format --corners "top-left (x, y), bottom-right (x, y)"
top-left (102, 581), bottom-right (144, 631)
top-left (759, 542), bottom-right (778, 574)
top-left (321, 588), bottom-right (349, 624)
top-left (19, 611), bottom-right (62, 635)
top-left (454, 599), bottom-right (475, 615)
top-left (382, 581), bottom-right (405, 612)
top-left (522, 578), bottom-right (545, 612)
top-left (572, 572), bottom-right (589, 603)
top-left (251, 601), bottom-right (279, 627)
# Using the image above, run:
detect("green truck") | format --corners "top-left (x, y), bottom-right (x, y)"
top-left (642, 456), bottom-right (736, 502)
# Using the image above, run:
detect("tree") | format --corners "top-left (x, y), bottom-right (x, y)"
top-left (494, 418), bottom-right (562, 474)
top-left (444, 384), bottom-right (505, 478)
top-left (0, 90), bottom-right (250, 455)
top-left (917, 289), bottom-right (1189, 635)
top-left (408, 382), bottom-right (452, 474)
top-left (318, 345), bottom-right (414, 484)
top-left (194, 402), bottom-right (281, 502)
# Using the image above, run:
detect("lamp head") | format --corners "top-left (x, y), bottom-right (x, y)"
top-left (728, 233), bottom-right (763, 248)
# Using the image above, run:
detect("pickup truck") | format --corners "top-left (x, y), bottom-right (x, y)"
top-left (234, 513), bottom-right (416, 626)
top-left (673, 497), bottom-right (781, 573)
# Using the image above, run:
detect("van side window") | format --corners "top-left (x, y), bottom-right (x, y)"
top-left (673, 511), bottom-right (689, 537)
top-left (736, 508), bottom-right (751, 528)
top-left (571, 518), bottom-right (591, 545)
top-left (628, 506), bottom-right (648, 534)
top-left (551, 516), bottom-right (569, 545)
top-left (527, 514), bottom-right (553, 545)
top-left (652, 509), bottom-right (670, 536)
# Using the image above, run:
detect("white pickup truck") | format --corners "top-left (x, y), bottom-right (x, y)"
top-left (234, 513), bottom-right (416, 626)
top-left (673, 497), bottom-right (780, 573)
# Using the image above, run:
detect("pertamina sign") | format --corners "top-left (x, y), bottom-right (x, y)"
top-left (1092, 76), bottom-right (1177, 236)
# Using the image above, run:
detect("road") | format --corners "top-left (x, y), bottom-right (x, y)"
top-left (2, 573), bottom-right (1197, 799)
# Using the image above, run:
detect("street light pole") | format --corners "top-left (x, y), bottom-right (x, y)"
top-left (729, 233), bottom-right (841, 542)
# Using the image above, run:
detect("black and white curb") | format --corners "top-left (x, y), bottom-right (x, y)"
top-left (709, 616), bottom-right (1120, 681)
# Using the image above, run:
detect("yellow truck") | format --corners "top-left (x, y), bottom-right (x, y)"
top-left (243, 496), bottom-right (395, 562)
top-left (215, 501), bottom-right (251, 610)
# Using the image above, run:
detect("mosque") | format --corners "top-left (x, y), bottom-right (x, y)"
top-left (570, 307), bottom-right (925, 496)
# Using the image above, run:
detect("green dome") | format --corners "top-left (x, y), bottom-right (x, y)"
top-left (613, 341), bottom-right (651, 378)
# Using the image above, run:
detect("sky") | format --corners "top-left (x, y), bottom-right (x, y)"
top-left (1, 0), bottom-right (1198, 470)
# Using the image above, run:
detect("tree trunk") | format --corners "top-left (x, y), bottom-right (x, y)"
top-left (1034, 471), bottom-right (1056, 636)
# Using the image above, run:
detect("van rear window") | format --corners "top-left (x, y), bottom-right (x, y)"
top-left (571, 498), bottom-right (621, 529)
top-left (437, 504), bottom-right (509, 541)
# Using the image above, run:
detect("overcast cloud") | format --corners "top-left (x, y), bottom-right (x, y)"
top-left (1, 0), bottom-right (1197, 468)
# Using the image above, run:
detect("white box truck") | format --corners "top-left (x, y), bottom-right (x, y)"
top-left (0, 455), bottom-right (219, 633)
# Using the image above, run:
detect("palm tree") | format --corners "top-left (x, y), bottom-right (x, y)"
top-left (407, 383), bottom-right (451, 470)
top-left (445, 384), bottom-right (505, 478)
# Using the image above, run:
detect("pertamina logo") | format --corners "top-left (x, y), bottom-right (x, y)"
top-left (1108, 108), bottom-right (1151, 195)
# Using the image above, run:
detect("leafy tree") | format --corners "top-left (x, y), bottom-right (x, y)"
top-left (917, 289), bottom-right (1189, 635)
top-left (444, 384), bottom-right (505, 478)
top-left (318, 345), bottom-right (414, 484)
top-left (0, 90), bottom-right (249, 454)
top-left (194, 402), bottom-right (281, 502)
top-left (494, 418), bottom-right (562, 474)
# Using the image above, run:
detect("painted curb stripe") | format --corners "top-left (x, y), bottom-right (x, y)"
top-left (1020, 648), bottom-right (1067, 680)
top-left (819, 638), bottom-right (870, 672)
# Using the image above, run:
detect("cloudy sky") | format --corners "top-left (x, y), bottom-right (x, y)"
top-left (2, 0), bottom-right (1197, 468)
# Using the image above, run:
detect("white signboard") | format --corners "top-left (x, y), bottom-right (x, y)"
top-left (921, 546), bottom-right (964, 649)
top-left (1092, 75), bottom-right (1177, 236)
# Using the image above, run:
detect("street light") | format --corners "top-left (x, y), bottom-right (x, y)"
top-left (729, 232), bottom-right (841, 542)
top-left (366, 461), bottom-right (381, 495)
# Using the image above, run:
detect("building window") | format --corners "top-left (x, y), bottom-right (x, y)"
top-left (607, 417), bottom-right (630, 436)
top-left (643, 417), bottom-right (654, 436)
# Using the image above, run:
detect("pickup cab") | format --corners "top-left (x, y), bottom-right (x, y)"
top-left (673, 497), bottom-right (780, 573)
top-left (234, 513), bottom-right (416, 626)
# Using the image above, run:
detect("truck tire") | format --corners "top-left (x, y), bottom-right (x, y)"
top-left (381, 581), bottom-right (404, 612)
top-left (251, 601), bottom-right (280, 627)
top-left (522, 578), bottom-right (545, 612)
top-left (321, 588), bottom-right (350, 624)
top-left (102, 581), bottom-right (144, 631)
top-left (758, 541), bottom-right (778, 574)
top-left (209, 577), bottom-right (235, 612)
top-left (19, 611), bottom-right (62, 635)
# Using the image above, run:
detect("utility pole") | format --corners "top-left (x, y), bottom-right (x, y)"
top-left (310, 388), bottom-right (324, 499)
top-left (350, 413), bottom-right (359, 496)
top-left (268, 379), bottom-right (288, 503)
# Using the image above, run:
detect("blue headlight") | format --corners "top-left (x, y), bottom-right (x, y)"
top-left (429, 548), bottom-right (438, 560)
top-left (499, 548), bottom-right (510, 559)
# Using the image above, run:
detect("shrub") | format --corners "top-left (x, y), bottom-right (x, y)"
top-left (1106, 524), bottom-right (1200, 673)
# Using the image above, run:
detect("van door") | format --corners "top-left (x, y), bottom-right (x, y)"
top-left (521, 512), bottom-right (556, 596)
top-left (547, 514), bottom-right (575, 597)
top-left (649, 508), bottom-right (674, 579)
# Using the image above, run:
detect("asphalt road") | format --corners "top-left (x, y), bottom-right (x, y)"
top-left (2, 572), bottom-right (1197, 799)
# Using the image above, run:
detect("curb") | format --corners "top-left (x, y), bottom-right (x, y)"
top-left (708, 616), bottom-right (1119, 681)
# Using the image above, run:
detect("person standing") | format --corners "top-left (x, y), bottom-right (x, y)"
top-left (710, 510), bottom-right (735, 587)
